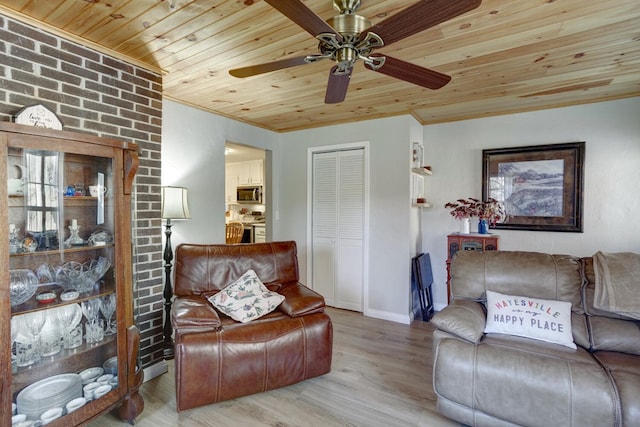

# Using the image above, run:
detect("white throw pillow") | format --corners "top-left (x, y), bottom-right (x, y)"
top-left (208, 269), bottom-right (285, 323)
top-left (484, 290), bottom-right (577, 349)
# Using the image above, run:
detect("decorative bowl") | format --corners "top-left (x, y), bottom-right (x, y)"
top-left (10, 269), bottom-right (39, 307)
top-left (55, 257), bottom-right (111, 293)
top-left (36, 291), bottom-right (57, 304)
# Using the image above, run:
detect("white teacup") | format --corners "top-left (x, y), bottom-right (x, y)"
top-left (66, 397), bottom-right (87, 413)
top-left (96, 374), bottom-right (113, 384)
top-left (83, 381), bottom-right (101, 400)
top-left (88, 185), bottom-right (107, 197)
top-left (93, 384), bottom-right (111, 399)
top-left (40, 407), bottom-right (63, 425)
top-left (12, 413), bottom-right (26, 425)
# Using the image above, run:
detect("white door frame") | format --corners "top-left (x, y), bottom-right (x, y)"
top-left (306, 141), bottom-right (370, 314)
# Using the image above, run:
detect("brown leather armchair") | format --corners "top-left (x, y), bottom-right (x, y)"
top-left (170, 241), bottom-right (333, 411)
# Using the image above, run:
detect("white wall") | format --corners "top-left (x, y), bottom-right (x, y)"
top-left (422, 97), bottom-right (640, 310)
top-left (162, 97), bottom-right (640, 323)
top-left (279, 115), bottom-right (421, 323)
top-left (161, 100), bottom-right (280, 247)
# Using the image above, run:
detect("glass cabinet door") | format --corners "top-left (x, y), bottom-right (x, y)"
top-left (8, 142), bottom-right (120, 423)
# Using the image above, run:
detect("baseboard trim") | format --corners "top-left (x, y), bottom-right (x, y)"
top-left (364, 308), bottom-right (412, 325)
top-left (434, 302), bottom-right (447, 312)
top-left (143, 360), bottom-right (168, 383)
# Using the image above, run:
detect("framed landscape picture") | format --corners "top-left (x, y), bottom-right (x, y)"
top-left (482, 142), bottom-right (585, 232)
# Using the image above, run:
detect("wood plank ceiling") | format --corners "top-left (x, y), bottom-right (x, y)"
top-left (1, 0), bottom-right (638, 132)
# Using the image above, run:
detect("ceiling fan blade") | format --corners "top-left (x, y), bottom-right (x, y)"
top-left (325, 66), bottom-right (352, 104)
top-left (365, 55), bottom-right (451, 90)
top-left (363, 0), bottom-right (481, 46)
top-left (229, 56), bottom-right (309, 78)
top-left (264, 0), bottom-right (339, 39)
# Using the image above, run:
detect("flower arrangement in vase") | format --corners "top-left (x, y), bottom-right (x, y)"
top-left (445, 198), bottom-right (505, 234)
top-left (444, 198), bottom-right (476, 234)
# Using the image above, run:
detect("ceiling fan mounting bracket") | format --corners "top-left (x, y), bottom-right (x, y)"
top-left (333, 0), bottom-right (362, 14)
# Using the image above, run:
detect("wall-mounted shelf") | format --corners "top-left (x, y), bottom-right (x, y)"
top-left (411, 167), bottom-right (432, 176)
top-left (412, 202), bottom-right (433, 208)
top-left (411, 163), bottom-right (432, 208)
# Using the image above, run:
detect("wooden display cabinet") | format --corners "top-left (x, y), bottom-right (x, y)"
top-left (446, 233), bottom-right (499, 301)
top-left (1, 122), bottom-right (143, 426)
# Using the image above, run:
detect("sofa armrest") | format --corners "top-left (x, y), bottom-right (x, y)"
top-left (172, 296), bottom-right (222, 331)
top-left (277, 282), bottom-right (326, 317)
top-left (431, 300), bottom-right (487, 344)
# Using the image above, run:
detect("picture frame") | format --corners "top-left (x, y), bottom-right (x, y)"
top-left (482, 142), bottom-right (585, 232)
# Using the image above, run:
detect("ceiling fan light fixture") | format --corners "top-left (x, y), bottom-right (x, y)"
top-left (335, 47), bottom-right (358, 71)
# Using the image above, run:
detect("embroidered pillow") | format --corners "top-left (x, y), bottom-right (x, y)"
top-left (484, 290), bottom-right (576, 349)
top-left (208, 269), bottom-right (285, 323)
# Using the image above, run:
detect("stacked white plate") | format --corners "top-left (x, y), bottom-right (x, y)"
top-left (16, 373), bottom-right (82, 420)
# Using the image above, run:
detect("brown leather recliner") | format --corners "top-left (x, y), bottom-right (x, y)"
top-left (170, 241), bottom-right (333, 411)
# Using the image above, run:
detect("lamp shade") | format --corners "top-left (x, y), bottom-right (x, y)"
top-left (161, 186), bottom-right (191, 220)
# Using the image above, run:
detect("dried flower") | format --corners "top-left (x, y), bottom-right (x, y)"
top-left (444, 198), bottom-right (478, 220)
top-left (445, 197), bottom-right (505, 225)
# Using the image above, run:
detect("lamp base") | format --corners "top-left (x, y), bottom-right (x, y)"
top-left (163, 342), bottom-right (174, 360)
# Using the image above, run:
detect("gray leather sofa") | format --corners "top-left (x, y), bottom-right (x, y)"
top-left (432, 250), bottom-right (640, 427)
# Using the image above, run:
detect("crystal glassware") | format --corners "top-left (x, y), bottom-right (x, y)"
top-left (56, 257), bottom-right (111, 293)
top-left (56, 305), bottom-right (82, 349)
top-left (23, 311), bottom-right (46, 365)
top-left (9, 269), bottom-right (38, 307)
top-left (81, 299), bottom-right (101, 323)
top-left (100, 294), bottom-right (117, 335)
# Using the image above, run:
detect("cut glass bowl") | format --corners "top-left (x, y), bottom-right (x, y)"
top-left (55, 257), bottom-right (111, 293)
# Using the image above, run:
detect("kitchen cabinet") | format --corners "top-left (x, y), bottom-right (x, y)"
top-left (235, 160), bottom-right (263, 186)
top-left (226, 160), bottom-right (263, 203)
top-left (224, 172), bottom-right (238, 203)
top-left (2, 122), bottom-right (143, 426)
top-left (253, 224), bottom-right (266, 243)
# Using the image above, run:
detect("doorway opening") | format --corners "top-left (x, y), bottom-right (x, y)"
top-left (225, 142), bottom-right (270, 244)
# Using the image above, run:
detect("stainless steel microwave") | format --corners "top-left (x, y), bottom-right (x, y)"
top-left (236, 185), bottom-right (262, 204)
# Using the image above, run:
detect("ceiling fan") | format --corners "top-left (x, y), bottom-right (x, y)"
top-left (229, 0), bottom-right (482, 104)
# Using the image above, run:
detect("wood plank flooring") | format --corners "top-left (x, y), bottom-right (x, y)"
top-left (88, 308), bottom-right (461, 427)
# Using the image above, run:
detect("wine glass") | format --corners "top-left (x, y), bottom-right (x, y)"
top-left (56, 304), bottom-right (81, 349)
top-left (23, 311), bottom-right (46, 364)
top-left (100, 294), bottom-right (117, 335)
top-left (82, 298), bottom-right (103, 343)
top-left (81, 298), bottom-right (101, 322)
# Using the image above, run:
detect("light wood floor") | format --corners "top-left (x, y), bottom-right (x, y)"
top-left (89, 308), bottom-right (461, 427)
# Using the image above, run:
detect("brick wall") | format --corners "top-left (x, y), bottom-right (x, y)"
top-left (0, 14), bottom-right (165, 368)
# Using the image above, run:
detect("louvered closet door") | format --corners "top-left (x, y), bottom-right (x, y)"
top-left (312, 149), bottom-right (364, 311)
